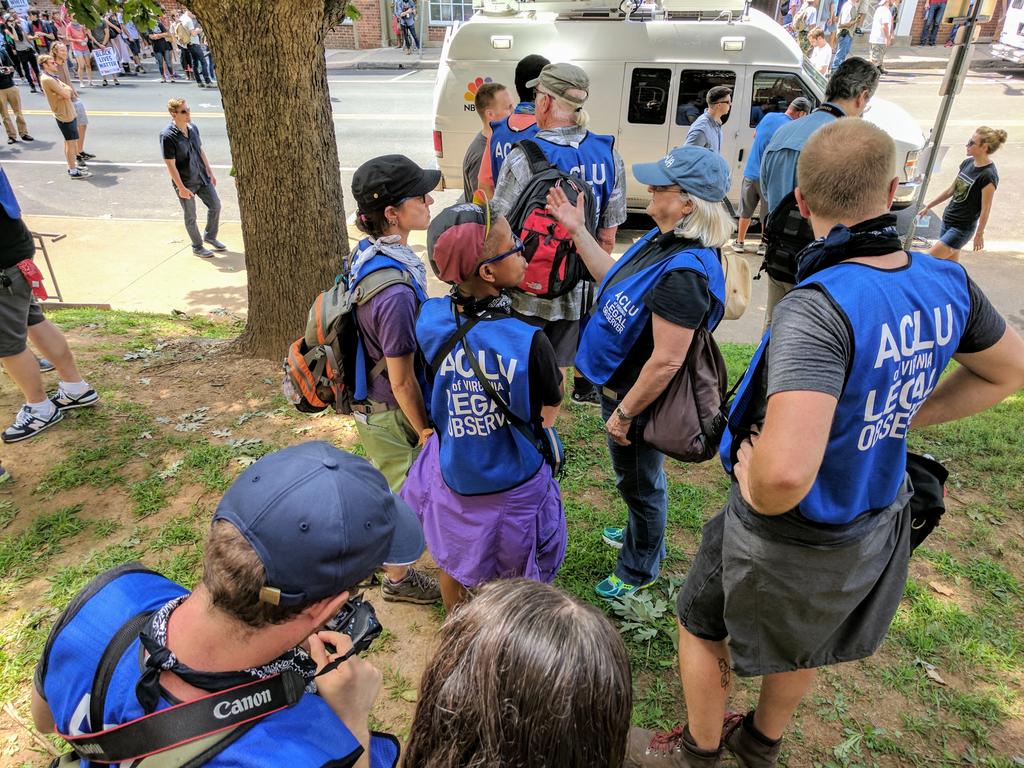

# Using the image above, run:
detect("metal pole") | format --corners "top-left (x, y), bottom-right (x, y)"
top-left (902, 0), bottom-right (985, 248)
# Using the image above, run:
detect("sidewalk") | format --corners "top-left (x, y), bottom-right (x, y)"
top-left (325, 45), bottom-right (442, 70)
top-left (322, 40), bottom-right (1000, 71)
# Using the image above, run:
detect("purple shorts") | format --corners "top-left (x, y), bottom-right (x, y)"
top-left (399, 435), bottom-right (567, 588)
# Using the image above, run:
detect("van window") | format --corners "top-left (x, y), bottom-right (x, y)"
top-left (750, 71), bottom-right (818, 128)
top-left (675, 70), bottom-right (736, 126)
top-left (628, 68), bottom-right (672, 125)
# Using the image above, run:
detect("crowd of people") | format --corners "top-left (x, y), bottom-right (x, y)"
top-left (8, 37), bottom-right (1021, 765)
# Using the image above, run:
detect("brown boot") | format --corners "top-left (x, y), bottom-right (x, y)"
top-left (722, 711), bottom-right (782, 768)
top-left (625, 725), bottom-right (723, 768)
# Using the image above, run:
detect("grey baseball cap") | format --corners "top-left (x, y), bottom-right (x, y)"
top-left (525, 63), bottom-right (590, 109)
top-left (790, 96), bottom-right (814, 113)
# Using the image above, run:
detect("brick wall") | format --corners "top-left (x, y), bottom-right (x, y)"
top-left (902, 5), bottom-right (1005, 43)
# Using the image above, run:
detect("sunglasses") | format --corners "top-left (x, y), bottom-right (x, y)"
top-left (478, 233), bottom-right (524, 272)
top-left (398, 194), bottom-right (427, 205)
top-left (177, 108), bottom-right (190, 114)
top-left (650, 184), bottom-right (683, 194)
top-left (966, 139), bottom-right (977, 147)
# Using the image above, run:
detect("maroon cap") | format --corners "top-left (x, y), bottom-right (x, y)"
top-left (426, 203), bottom-right (491, 284)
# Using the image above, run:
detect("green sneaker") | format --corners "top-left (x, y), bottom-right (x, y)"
top-left (602, 526), bottom-right (625, 549)
top-left (595, 574), bottom-right (655, 600)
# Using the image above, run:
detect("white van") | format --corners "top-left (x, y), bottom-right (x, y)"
top-left (431, 0), bottom-right (926, 212)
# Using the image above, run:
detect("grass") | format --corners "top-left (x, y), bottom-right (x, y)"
top-left (1, 309), bottom-right (1022, 767)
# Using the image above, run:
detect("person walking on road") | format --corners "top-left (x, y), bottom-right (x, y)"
top-left (7, 13), bottom-right (40, 93)
top-left (830, 0), bottom-right (861, 71)
top-left (868, 0), bottom-right (893, 72)
top-left (149, 15), bottom-right (178, 83)
top-left (179, 10), bottom-right (213, 88)
top-left (87, 16), bottom-right (120, 86)
top-left (160, 97), bottom-right (225, 258)
top-left (682, 86), bottom-right (732, 154)
top-left (39, 55), bottom-right (90, 179)
top-left (921, 126), bottom-right (1006, 262)
top-left (0, 47), bottom-right (32, 144)
top-left (64, 19), bottom-right (92, 87)
top-left (50, 44), bottom-right (95, 167)
top-left (394, 0), bottom-right (421, 55)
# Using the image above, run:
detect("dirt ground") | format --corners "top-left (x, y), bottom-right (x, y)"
top-left (0, 314), bottom-right (1022, 767)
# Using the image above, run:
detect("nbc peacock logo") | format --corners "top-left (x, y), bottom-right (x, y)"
top-left (463, 77), bottom-right (493, 111)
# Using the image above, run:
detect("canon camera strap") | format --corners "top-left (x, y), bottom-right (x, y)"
top-left (814, 103), bottom-right (846, 119)
top-left (61, 621), bottom-right (364, 764)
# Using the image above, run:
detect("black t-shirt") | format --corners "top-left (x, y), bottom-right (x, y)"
top-left (943, 159), bottom-right (998, 230)
top-left (0, 208), bottom-right (35, 269)
top-left (0, 48), bottom-right (15, 90)
top-left (151, 23), bottom-right (171, 53)
top-left (604, 232), bottom-right (713, 393)
top-left (160, 122), bottom-right (209, 191)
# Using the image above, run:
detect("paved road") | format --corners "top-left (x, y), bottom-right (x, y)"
top-left (4, 66), bottom-right (1023, 340)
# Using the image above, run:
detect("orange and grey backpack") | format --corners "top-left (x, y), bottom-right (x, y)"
top-left (282, 261), bottom-right (418, 414)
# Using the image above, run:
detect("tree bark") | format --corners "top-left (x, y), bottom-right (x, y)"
top-left (188, 0), bottom-right (349, 361)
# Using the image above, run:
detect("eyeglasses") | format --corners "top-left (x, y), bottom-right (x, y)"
top-left (478, 233), bottom-right (524, 272)
top-left (650, 184), bottom-right (683, 194)
top-left (713, 99), bottom-right (732, 106)
top-left (398, 194), bottom-right (427, 206)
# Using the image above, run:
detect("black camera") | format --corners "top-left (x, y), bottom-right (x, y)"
top-left (324, 595), bottom-right (382, 655)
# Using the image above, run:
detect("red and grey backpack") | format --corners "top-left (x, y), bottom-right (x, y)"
top-left (506, 139), bottom-right (598, 299)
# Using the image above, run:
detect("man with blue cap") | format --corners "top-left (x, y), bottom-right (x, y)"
top-left (31, 442), bottom-right (422, 768)
top-left (546, 145), bottom-right (732, 600)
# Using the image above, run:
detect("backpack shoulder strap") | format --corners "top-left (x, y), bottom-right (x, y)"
top-left (353, 267), bottom-right (415, 305)
top-left (516, 139), bottom-right (552, 176)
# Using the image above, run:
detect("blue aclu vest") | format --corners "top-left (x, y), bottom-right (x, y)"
top-left (489, 104), bottom-right (539, 181)
top-left (40, 566), bottom-right (398, 767)
top-left (535, 133), bottom-right (617, 223)
top-left (721, 253), bottom-right (971, 525)
top-left (418, 298), bottom-right (543, 495)
top-left (350, 244), bottom-right (429, 403)
top-left (576, 229), bottom-right (726, 386)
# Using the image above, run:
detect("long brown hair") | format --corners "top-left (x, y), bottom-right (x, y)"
top-left (403, 579), bottom-right (633, 768)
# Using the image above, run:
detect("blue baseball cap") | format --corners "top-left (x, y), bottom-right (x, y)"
top-left (212, 441), bottom-right (425, 606)
top-left (632, 146), bottom-right (732, 203)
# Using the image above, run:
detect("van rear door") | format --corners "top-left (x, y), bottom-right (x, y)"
top-left (618, 64), bottom-right (675, 211)
top-left (667, 66), bottom-right (746, 204)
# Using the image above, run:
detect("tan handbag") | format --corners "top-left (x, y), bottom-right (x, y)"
top-left (721, 247), bottom-right (752, 320)
top-left (642, 327), bottom-right (729, 462)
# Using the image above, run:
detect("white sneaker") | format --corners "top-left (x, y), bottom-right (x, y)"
top-left (2, 405), bottom-right (64, 443)
top-left (50, 386), bottom-right (99, 410)
top-left (729, 240), bottom-right (746, 254)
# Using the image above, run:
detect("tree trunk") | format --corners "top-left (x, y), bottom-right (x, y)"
top-left (189, 0), bottom-right (349, 361)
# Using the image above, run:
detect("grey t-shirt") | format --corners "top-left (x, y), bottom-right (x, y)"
top-left (462, 131), bottom-right (487, 204)
top-left (767, 271), bottom-right (1006, 401)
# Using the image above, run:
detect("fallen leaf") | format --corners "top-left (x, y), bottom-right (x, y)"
top-left (914, 658), bottom-right (947, 686)
top-left (929, 581), bottom-right (955, 597)
top-left (212, 428), bottom-right (232, 438)
top-left (140, 431), bottom-right (153, 440)
top-left (235, 456), bottom-right (258, 467)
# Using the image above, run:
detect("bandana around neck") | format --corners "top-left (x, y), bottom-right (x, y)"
top-left (349, 235), bottom-right (429, 294)
top-left (134, 596), bottom-right (319, 715)
top-left (795, 213), bottom-right (903, 283)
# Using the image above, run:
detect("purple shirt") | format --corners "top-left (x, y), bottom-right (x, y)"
top-left (355, 284), bottom-right (419, 408)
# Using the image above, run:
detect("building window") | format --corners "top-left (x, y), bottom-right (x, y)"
top-left (429, 0), bottom-right (475, 24)
top-left (627, 68), bottom-right (672, 125)
top-left (676, 69), bottom-right (736, 126)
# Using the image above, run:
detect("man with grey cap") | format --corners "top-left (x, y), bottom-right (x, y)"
top-left (491, 61), bottom-right (626, 408)
top-left (731, 96), bottom-right (813, 255)
top-left (31, 442), bottom-right (419, 768)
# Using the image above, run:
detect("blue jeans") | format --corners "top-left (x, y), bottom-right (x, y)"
top-left (187, 43), bottom-right (212, 84)
top-left (920, 3), bottom-right (945, 44)
top-left (153, 49), bottom-right (175, 78)
top-left (939, 222), bottom-right (974, 250)
top-left (831, 31), bottom-right (854, 70)
top-left (601, 396), bottom-right (668, 586)
top-left (400, 23), bottom-right (420, 50)
top-left (177, 182), bottom-right (221, 249)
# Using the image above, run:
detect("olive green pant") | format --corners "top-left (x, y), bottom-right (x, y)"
top-left (354, 407), bottom-right (420, 493)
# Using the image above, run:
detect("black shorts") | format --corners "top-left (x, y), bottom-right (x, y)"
top-left (512, 313), bottom-right (580, 368)
top-left (56, 117), bottom-right (79, 142)
top-left (128, 38), bottom-right (141, 55)
top-left (677, 483), bottom-right (913, 677)
top-left (0, 267), bottom-right (46, 357)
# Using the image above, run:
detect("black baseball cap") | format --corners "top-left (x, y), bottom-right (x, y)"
top-left (352, 155), bottom-right (441, 213)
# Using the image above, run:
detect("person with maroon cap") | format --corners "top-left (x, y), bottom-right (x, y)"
top-left (400, 202), bottom-right (566, 612)
top-left (347, 154), bottom-right (441, 607)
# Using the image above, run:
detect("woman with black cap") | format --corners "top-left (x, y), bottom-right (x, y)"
top-left (399, 201), bottom-right (566, 612)
top-left (547, 145), bottom-right (732, 600)
top-left (347, 154), bottom-right (441, 606)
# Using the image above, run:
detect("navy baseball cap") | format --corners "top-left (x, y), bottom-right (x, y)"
top-left (212, 441), bottom-right (425, 606)
top-left (632, 146), bottom-right (732, 202)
